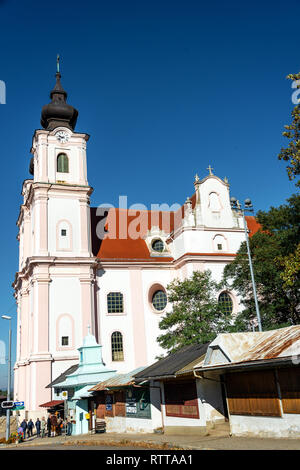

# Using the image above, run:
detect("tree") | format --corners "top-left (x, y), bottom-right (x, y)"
top-left (278, 71), bottom-right (300, 187)
top-left (276, 71), bottom-right (300, 309)
top-left (157, 270), bottom-right (231, 354)
top-left (223, 194), bottom-right (300, 330)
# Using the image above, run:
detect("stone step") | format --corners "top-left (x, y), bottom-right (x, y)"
top-left (206, 421), bottom-right (230, 436)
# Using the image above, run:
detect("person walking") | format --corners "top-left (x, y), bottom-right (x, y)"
top-left (41, 417), bottom-right (46, 438)
top-left (35, 418), bottom-right (41, 437)
top-left (66, 417), bottom-right (72, 436)
top-left (27, 419), bottom-right (34, 438)
top-left (50, 413), bottom-right (58, 437)
top-left (20, 419), bottom-right (27, 440)
top-left (57, 415), bottom-right (62, 436)
top-left (47, 415), bottom-right (51, 437)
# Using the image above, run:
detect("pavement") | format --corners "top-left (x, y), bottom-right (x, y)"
top-left (1, 430), bottom-right (300, 450)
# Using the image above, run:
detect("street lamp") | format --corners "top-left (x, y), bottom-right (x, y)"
top-left (230, 198), bottom-right (263, 332)
top-left (1, 315), bottom-right (12, 441)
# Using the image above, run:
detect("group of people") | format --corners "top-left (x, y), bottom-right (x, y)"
top-left (19, 413), bottom-right (72, 439)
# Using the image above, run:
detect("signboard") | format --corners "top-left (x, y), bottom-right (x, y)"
top-left (126, 388), bottom-right (151, 419)
top-left (61, 391), bottom-right (68, 399)
top-left (13, 401), bottom-right (25, 410)
top-left (126, 403), bottom-right (137, 414)
top-left (1, 401), bottom-right (14, 409)
top-left (105, 394), bottom-right (113, 411)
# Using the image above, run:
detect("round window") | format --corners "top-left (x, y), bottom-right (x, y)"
top-left (152, 290), bottom-right (167, 311)
top-left (218, 292), bottom-right (233, 315)
top-left (151, 239), bottom-right (164, 253)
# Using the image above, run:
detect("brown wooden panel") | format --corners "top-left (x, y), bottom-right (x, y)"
top-left (95, 394), bottom-right (105, 419)
top-left (164, 380), bottom-right (199, 419)
top-left (96, 403), bottom-right (105, 419)
top-left (226, 369), bottom-right (281, 417)
top-left (278, 367), bottom-right (300, 414)
top-left (181, 405), bottom-right (198, 417)
top-left (114, 391), bottom-right (126, 417)
top-left (166, 404), bottom-right (181, 415)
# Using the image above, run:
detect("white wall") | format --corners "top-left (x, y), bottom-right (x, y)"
top-left (49, 276), bottom-right (81, 357)
top-left (230, 414), bottom-right (300, 438)
top-left (48, 198), bottom-right (80, 256)
top-left (97, 269), bottom-right (136, 372)
top-left (196, 376), bottom-right (225, 423)
top-left (105, 416), bottom-right (154, 433)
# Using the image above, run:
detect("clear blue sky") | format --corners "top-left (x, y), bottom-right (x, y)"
top-left (0, 0), bottom-right (298, 389)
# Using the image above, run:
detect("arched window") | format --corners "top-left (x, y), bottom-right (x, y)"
top-left (218, 292), bottom-right (233, 315)
top-left (152, 290), bottom-right (167, 311)
top-left (57, 314), bottom-right (73, 349)
top-left (213, 234), bottom-right (226, 252)
top-left (57, 153), bottom-right (69, 173)
top-left (111, 331), bottom-right (124, 361)
top-left (107, 292), bottom-right (124, 313)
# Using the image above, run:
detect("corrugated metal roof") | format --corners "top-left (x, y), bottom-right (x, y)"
top-left (194, 325), bottom-right (300, 370)
top-left (240, 325), bottom-right (300, 361)
top-left (134, 343), bottom-right (209, 379)
top-left (89, 367), bottom-right (147, 391)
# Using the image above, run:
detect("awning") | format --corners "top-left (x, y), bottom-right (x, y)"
top-left (72, 385), bottom-right (95, 400)
top-left (39, 400), bottom-right (64, 408)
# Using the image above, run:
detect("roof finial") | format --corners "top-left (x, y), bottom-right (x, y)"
top-left (56, 54), bottom-right (60, 74)
top-left (207, 165), bottom-right (214, 176)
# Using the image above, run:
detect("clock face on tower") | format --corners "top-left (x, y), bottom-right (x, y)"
top-left (56, 130), bottom-right (69, 143)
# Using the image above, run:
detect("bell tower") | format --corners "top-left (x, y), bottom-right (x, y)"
top-left (14, 59), bottom-right (97, 419)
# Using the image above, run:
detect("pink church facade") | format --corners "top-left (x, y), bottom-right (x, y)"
top-left (13, 71), bottom-right (260, 419)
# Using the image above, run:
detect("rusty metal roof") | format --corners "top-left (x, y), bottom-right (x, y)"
top-left (240, 325), bottom-right (300, 361)
top-left (88, 367), bottom-right (146, 392)
top-left (194, 325), bottom-right (300, 371)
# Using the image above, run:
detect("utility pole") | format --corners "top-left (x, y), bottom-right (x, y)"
top-left (2, 315), bottom-right (12, 441)
top-left (230, 198), bottom-right (263, 332)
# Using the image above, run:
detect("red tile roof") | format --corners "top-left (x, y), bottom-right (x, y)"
top-left (90, 201), bottom-right (261, 262)
top-left (91, 207), bottom-right (175, 262)
top-left (245, 215), bottom-right (261, 237)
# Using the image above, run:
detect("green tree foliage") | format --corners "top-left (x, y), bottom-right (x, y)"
top-left (157, 270), bottom-right (231, 354)
top-left (223, 194), bottom-right (300, 330)
top-left (278, 72), bottom-right (300, 187)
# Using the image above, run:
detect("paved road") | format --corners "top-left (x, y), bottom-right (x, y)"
top-left (1, 444), bottom-right (150, 450)
top-left (1, 432), bottom-right (300, 451)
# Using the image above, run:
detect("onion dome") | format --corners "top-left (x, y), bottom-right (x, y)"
top-left (40, 64), bottom-right (78, 131)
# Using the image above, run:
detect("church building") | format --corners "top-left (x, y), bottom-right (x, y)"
top-left (13, 68), bottom-right (259, 419)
